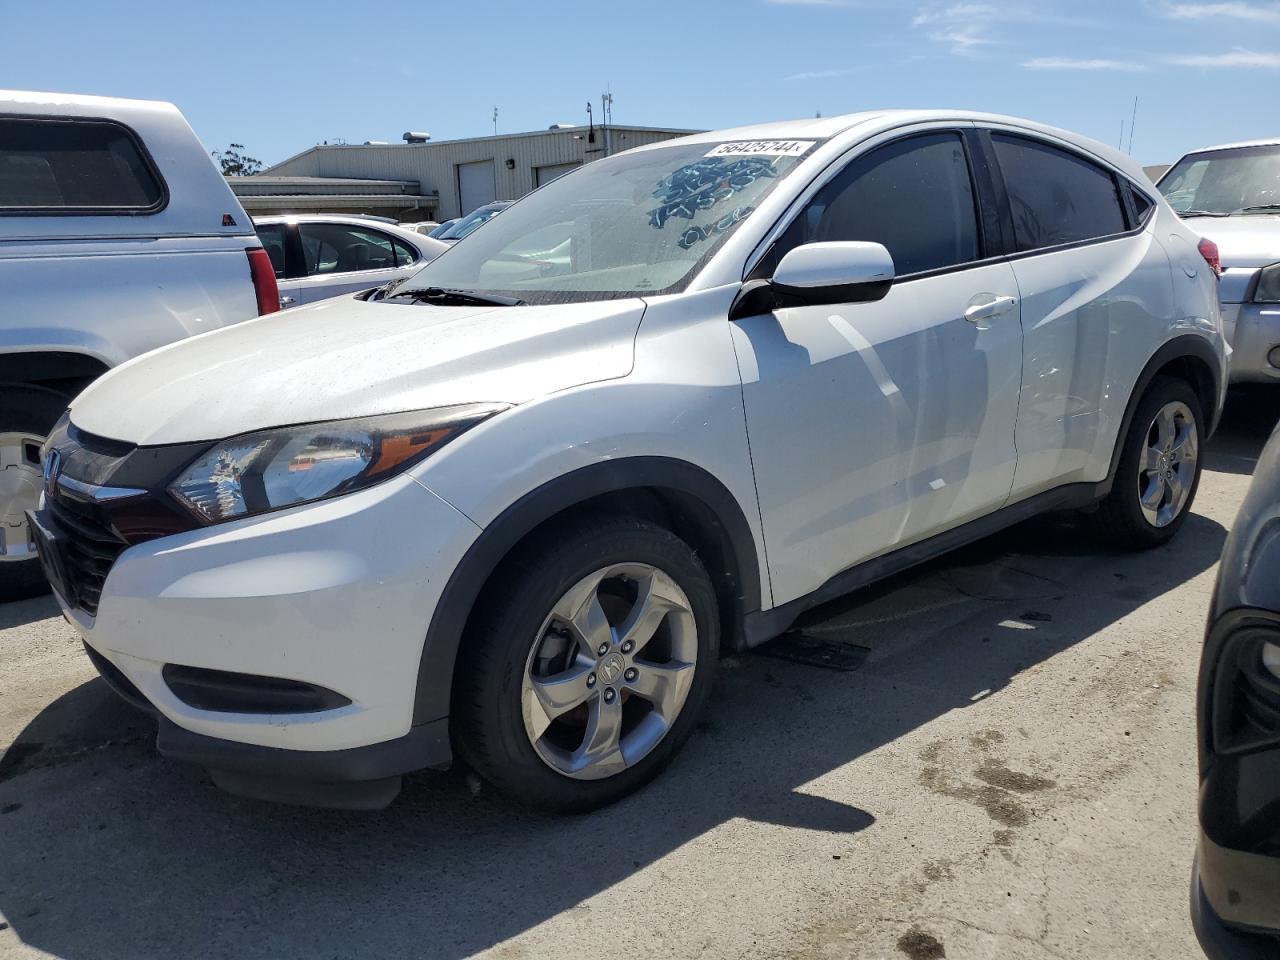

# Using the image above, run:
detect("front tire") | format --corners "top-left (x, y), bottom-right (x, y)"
top-left (1092, 375), bottom-right (1203, 550)
top-left (1, 385), bottom-right (69, 602)
top-left (453, 516), bottom-right (719, 813)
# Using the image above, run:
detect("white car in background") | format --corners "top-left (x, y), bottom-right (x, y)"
top-left (35, 111), bottom-right (1225, 813)
top-left (1157, 139), bottom-right (1280, 382)
top-left (252, 215), bottom-right (447, 307)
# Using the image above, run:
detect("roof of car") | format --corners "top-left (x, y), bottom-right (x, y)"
top-left (637, 109), bottom-right (1147, 185)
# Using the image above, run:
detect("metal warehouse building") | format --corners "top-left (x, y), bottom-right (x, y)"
top-left (229, 125), bottom-right (699, 223)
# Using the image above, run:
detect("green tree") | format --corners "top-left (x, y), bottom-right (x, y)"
top-left (213, 143), bottom-right (263, 177)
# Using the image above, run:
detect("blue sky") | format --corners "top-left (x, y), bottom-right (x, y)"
top-left (3, 0), bottom-right (1279, 167)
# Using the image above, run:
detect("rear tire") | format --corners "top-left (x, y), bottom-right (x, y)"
top-left (453, 515), bottom-right (719, 813)
top-left (0, 384), bottom-right (69, 602)
top-left (1091, 376), bottom-right (1203, 550)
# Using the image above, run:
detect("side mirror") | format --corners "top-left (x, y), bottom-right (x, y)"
top-left (729, 241), bottom-right (896, 320)
top-left (773, 241), bottom-right (895, 303)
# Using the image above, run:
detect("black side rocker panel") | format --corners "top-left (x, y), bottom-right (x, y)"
top-left (742, 481), bottom-right (1105, 646)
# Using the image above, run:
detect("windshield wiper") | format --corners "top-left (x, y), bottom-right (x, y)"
top-left (1237, 204), bottom-right (1280, 214)
top-left (387, 287), bottom-right (527, 307)
top-left (1177, 209), bottom-right (1231, 218)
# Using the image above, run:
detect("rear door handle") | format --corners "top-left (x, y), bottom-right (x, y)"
top-left (964, 295), bottom-right (1018, 323)
top-left (279, 296), bottom-right (296, 307)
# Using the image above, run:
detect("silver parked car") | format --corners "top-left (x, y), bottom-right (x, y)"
top-left (252, 215), bottom-right (448, 307)
top-left (1157, 140), bottom-right (1280, 383)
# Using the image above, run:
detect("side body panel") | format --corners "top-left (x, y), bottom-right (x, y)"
top-left (732, 262), bottom-right (1023, 606)
top-left (0, 235), bottom-right (261, 370)
top-left (286, 262), bottom-right (417, 305)
top-left (1008, 214), bottom-right (1219, 498)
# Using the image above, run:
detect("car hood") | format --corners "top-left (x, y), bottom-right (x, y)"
top-left (1183, 213), bottom-right (1280, 269)
top-left (70, 295), bottom-right (646, 445)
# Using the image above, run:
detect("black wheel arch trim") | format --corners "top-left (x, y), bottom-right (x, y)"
top-left (0, 351), bottom-right (110, 391)
top-left (412, 457), bottom-right (763, 725)
top-left (1103, 333), bottom-right (1223, 493)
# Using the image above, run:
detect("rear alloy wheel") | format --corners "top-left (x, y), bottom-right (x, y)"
top-left (1091, 375), bottom-right (1203, 549)
top-left (0, 385), bottom-right (70, 602)
top-left (1137, 400), bottom-right (1198, 528)
top-left (455, 517), bottom-right (718, 812)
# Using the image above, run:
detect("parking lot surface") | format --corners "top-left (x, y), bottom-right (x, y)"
top-left (1, 393), bottom-right (1276, 960)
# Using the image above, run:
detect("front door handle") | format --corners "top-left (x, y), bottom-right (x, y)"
top-left (279, 295), bottom-right (296, 307)
top-left (964, 295), bottom-right (1018, 323)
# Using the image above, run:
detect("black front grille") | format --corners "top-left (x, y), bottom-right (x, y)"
top-left (45, 491), bottom-right (128, 616)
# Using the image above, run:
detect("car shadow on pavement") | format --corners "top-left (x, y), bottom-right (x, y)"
top-left (0, 593), bottom-right (58, 630)
top-left (1204, 386), bottom-right (1280, 475)
top-left (5, 397), bottom-right (1271, 959)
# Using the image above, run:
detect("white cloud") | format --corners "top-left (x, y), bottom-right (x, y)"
top-left (1164, 2), bottom-right (1280, 23)
top-left (1167, 48), bottom-right (1280, 67)
top-left (910, 3), bottom-right (1089, 57)
top-left (911, 3), bottom-right (1001, 25)
top-left (1023, 56), bottom-right (1148, 70)
top-left (783, 67), bottom-right (858, 80)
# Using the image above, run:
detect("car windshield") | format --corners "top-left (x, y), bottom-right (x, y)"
top-left (1158, 144), bottom-right (1280, 216)
top-left (437, 204), bottom-right (507, 241)
top-left (398, 138), bottom-right (821, 303)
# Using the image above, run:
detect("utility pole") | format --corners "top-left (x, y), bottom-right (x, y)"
top-left (1127, 96), bottom-right (1139, 155)
top-left (601, 89), bottom-right (613, 157)
top-left (492, 106), bottom-right (498, 137)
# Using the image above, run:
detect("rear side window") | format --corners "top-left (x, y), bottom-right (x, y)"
top-left (992, 134), bottom-right (1126, 251)
top-left (1126, 183), bottom-right (1155, 226)
top-left (298, 223), bottom-right (399, 275)
top-left (0, 117), bottom-right (165, 214)
top-left (778, 132), bottom-right (980, 276)
top-left (392, 237), bottom-right (419, 267)
top-left (255, 223), bottom-right (288, 278)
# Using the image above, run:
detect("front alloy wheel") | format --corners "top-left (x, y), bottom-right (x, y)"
top-left (455, 516), bottom-right (718, 812)
top-left (521, 563), bottom-right (698, 781)
top-left (0, 384), bottom-right (71, 602)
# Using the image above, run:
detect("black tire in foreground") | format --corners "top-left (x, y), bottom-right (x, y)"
top-left (0, 384), bottom-right (69, 602)
top-left (453, 515), bottom-right (719, 813)
top-left (1092, 375), bottom-right (1204, 550)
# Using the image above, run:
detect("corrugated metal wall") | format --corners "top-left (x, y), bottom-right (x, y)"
top-left (266, 127), bottom-right (693, 218)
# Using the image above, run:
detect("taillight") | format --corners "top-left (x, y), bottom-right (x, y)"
top-left (246, 248), bottom-right (280, 315)
top-left (1198, 237), bottom-right (1222, 278)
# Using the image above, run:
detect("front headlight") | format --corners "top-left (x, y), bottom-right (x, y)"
top-left (168, 403), bottom-right (507, 524)
top-left (1255, 262), bottom-right (1280, 303)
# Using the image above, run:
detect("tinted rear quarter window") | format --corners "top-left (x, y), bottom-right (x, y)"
top-left (0, 117), bottom-right (165, 213)
top-left (781, 132), bottom-right (980, 276)
top-left (992, 134), bottom-right (1126, 251)
top-left (255, 223), bottom-right (288, 277)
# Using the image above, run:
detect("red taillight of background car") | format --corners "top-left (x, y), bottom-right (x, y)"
top-left (1198, 237), bottom-right (1222, 278)
top-left (246, 248), bottom-right (280, 315)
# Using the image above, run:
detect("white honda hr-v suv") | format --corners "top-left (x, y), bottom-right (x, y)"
top-left (30, 110), bottom-right (1226, 811)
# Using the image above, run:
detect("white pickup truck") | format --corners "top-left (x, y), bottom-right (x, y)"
top-left (0, 90), bottom-right (279, 600)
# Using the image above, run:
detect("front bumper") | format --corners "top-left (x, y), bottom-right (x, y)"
top-left (1222, 301), bottom-right (1280, 383)
top-left (1193, 840), bottom-right (1280, 959)
top-left (52, 472), bottom-right (481, 805)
